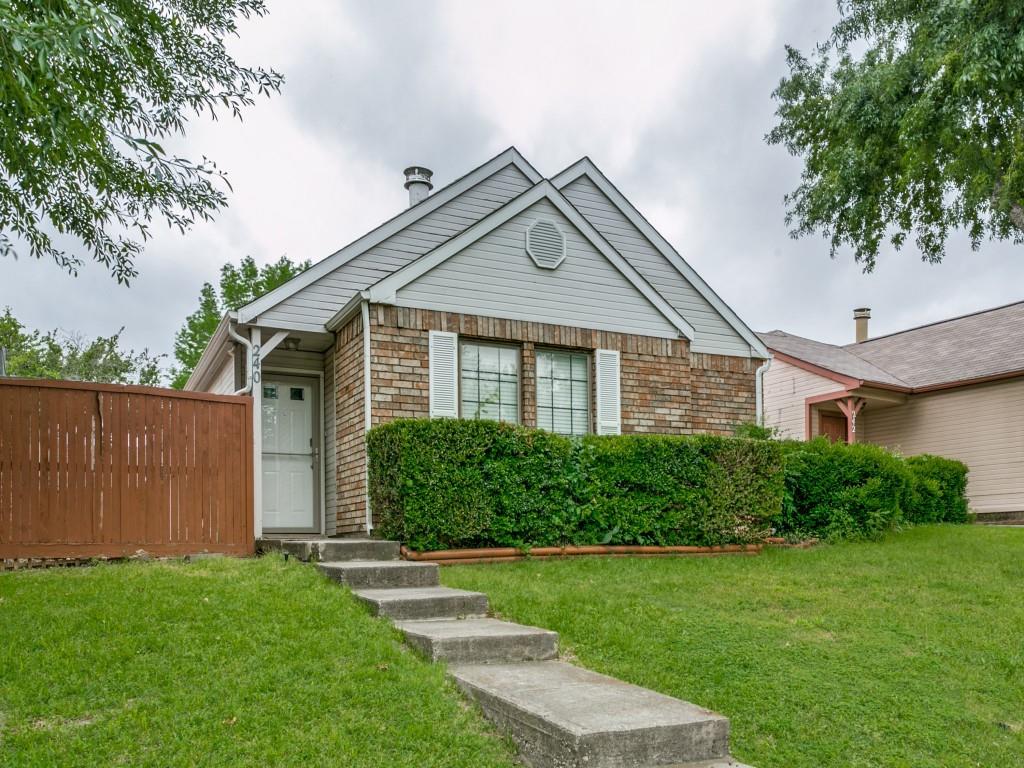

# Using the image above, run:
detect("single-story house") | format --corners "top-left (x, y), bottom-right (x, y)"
top-left (186, 148), bottom-right (769, 537)
top-left (760, 302), bottom-right (1024, 518)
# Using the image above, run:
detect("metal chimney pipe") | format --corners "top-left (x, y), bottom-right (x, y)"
top-left (853, 307), bottom-right (871, 343)
top-left (403, 166), bottom-right (433, 207)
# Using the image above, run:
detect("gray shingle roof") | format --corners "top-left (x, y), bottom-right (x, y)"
top-left (757, 331), bottom-right (910, 387)
top-left (760, 300), bottom-right (1024, 390)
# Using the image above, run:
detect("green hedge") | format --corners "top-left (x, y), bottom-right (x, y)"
top-left (773, 438), bottom-right (970, 540)
top-left (367, 419), bottom-right (784, 551)
top-left (906, 454), bottom-right (970, 523)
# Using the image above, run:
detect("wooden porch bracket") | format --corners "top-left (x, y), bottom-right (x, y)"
top-left (834, 396), bottom-right (867, 443)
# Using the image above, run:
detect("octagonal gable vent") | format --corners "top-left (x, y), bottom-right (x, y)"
top-left (526, 219), bottom-right (566, 269)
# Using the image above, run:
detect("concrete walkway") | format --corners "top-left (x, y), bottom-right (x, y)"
top-left (264, 538), bottom-right (753, 768)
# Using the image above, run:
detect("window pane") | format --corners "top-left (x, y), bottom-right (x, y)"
top-left (537, 352), bottom-right (552, 378)
top-left (499, 347), bottom-right (518, 375)
top-left (479, 400), bottom-right (500, 420)
top-left (500, 404), bottom-right (518, 423)
top-left (571, 354), bottom-right (588, 380)
top-left (551, 354), bottom-right (571, 379)
top-left (461, 344), bottom-right (479, 371)
top-left (571, 380), bottom-right (588, 407)
top-left (552, 379), bottom-right (571, 409)
top-left (500, 380), bottom-right (517, 404)
top-left (537, 409), bottom-right (553, 431)
top-left (572, 409), bottom-right (589, 435)
top-left (479, 377), bottom-right (499, 405)
top-left (479, 345), bottom-right (500, 373)
top-left (537, 381), bottom-right (552, 407)
top-left (552, 409), bottom-right (572, 434)
top-left (535, 349), bottom-right (591, 436)
top-left (462, 399), bottom-right (480, 419)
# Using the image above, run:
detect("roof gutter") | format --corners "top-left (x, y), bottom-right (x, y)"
top-left (226, 313), bottom-right (255, 396)
top-left (755, 355), bottom-right (772, 426)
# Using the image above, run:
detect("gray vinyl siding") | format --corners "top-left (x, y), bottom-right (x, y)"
top-left (259, 164), bottom-right (534, 330)
top-left (561, 176), bottom-right (752, 356)
top-left (208, 356), bottom-right (236, 395)
top-left (262, 348), bottom-right (325, 371)
top-left (395, 199), bottom-right (679, 339)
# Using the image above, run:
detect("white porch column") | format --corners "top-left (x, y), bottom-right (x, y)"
top-left (250, 326), bottom-right (263, 539)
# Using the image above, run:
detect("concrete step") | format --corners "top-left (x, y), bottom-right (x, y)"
top-left (318, 560), bottom-right (439, 589)
top-left (353, 586), bottom-right (489, 620)
top-left (450, 661), bottom-right (730, 768)
top-left (395, 617), bottom-right (559, 664)
top-left (262, 538), bottom-right (401, 562)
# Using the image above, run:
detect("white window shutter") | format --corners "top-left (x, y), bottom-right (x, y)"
top-left (429, 331), bottom-right (459, 418)
top-left (595, 349), bottom-right (621, 435)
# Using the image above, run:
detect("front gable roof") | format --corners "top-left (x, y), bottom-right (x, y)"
top-left (236, 147), bottom-right (541, 325)
top-left (551, 158), bottom-right (769, 358)
top-left (359, 180), bottom-right (696, 340)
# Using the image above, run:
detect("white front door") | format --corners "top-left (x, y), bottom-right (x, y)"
top-left (261, 375), bottom-right (319, 532)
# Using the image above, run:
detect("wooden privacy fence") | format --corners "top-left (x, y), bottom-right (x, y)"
top-left (0, 379), bottom-right (253, 559)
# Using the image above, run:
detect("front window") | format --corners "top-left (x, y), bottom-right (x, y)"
top-left (460, 342), bottom-right (520, 423)
top-left (536, 349), bottom-right (590, 435)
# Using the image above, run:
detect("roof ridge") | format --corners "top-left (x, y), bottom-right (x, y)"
top-left (844, 298), bottom-right (1024, 347)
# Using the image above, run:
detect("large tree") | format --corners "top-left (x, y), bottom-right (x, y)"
top-left (0, 1), bottom-right (282, 283)
top-left (171, 254), bottom-right (309, 389)
top-left (0, 307), bottom-right (162, 384)
top-left (768, 2), bottom-right (1024, 270)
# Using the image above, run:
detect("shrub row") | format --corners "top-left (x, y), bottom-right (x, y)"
top-left (773, 438), bottom-right (969, 541)
top-left (367, 419), bottom-right (784, 551)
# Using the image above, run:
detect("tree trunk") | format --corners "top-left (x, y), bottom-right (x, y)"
top-left (1010, 203), bottom-right (1024, 232)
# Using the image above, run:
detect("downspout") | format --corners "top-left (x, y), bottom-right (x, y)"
top-left (227, 318), bottom-right (256, 396)
top-left (361, 301), bottom-right (373, 533)
top-left (755, 356), bottom-right (772, 426)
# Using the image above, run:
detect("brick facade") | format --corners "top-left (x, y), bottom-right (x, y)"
top-left (366, 305), bottom-right (754, 434)
top-left (332, 314), bottom-right (367, 534)
top-left (688, 352), bottom-right (758, 433)
top-left (328, 305), bottom-right (759, 531)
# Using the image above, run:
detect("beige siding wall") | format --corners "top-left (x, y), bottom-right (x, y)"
top-left (860, 377), bottom-right (1024, 513)
top-left (762, 359), bottom-right (846, 439)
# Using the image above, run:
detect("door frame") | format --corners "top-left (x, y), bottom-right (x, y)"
top-left (260, 369), bottom-right (325, 535)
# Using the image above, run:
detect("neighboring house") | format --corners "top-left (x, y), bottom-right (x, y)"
top-left (186, 148), bottom-right (769, 537)
top-left (760, 303), bottom-right (1024, 517)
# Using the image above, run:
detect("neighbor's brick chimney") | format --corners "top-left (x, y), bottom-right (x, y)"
top-left (854, 307), bottom-right (871, 343)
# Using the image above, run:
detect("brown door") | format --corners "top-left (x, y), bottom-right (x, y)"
top-left (819, 413), bottom-right (848, 443)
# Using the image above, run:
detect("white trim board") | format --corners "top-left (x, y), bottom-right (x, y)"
top-left (236, 147), bottom-right (542, 325)
top-left (551, 158), bottom-right (769, 358)
top-left (366, 180), bottom-right (696, 340)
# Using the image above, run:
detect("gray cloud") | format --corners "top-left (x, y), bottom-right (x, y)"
top-left (280, 1), bottom-right (499, 187)
top-left (3, 0), bottom-right (1023, 367)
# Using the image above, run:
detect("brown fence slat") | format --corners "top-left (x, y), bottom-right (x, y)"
top-left (0, 379), bottom-right (253, 559)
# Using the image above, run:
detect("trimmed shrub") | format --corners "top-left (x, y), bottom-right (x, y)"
top-left (776, 438), bottom-right (915, 541)
top-left (367, 419), bottom-right (784, 551)
top-left (367, 419), bottom-right (576, 552)
top-left (906, 454), bottom-right (970, 523)
top-left (575, 434), bottom-right (783, 546)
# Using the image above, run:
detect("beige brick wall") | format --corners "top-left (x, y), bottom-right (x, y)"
top-left (331, 306), bottom-right (759, 528)
top-left (365, 305), bottom-right (753, 435)
top-left (688, 352), bottom-right (758, 433)
top-left (332, 313), bottom-right (367, 534)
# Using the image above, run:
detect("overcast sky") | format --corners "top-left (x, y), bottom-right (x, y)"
top-left (4, 0), bottom-right (1024, 369)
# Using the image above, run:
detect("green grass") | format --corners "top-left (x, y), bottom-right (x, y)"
top-left (443, 525), bottom-right (1024, 768)
top-left (0, 554), bottom-right (518, 768)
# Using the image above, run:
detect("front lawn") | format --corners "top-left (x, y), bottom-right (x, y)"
top-left (0, 555), bottom-right (518, 768)
top-left (444, 525), bottom-right (1024, 768)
